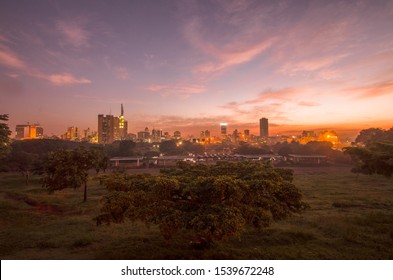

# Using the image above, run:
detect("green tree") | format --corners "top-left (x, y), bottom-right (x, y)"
top-left (344, 141), bottom-right (393, 177)
top-left (159, 140), bottom-right (179, 155)
top-left (97, 161), bottom-right (307, 246)
top-left (7, 151), bottom-right (39, 185)
top-left (354, 128), bottom-right (393, 146)
top-left (0, 114), bottom-right (11, 159)
top-left (42, 147), bottom-right (102, 202)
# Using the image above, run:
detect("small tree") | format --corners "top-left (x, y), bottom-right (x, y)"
top-left (42, 147), bottom-right (101, 202)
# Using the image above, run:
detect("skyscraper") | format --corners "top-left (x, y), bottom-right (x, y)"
top-left (220, 123), bottom-right (228, 136)
top-left (98, 104), bottom-right (128, 144)
top-left (259, 118), bottom-right (268, 138)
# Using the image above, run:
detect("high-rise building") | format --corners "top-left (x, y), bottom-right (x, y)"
top-left (15, 124), bottom-right (43, 140)
top-left (98, 114), bottom-right (114, 144)
top-left (259, 118), bottom-right (268, 138)
top-left (173, 130), bottom-right (181, 139)
top-left (220, 123), bottom-right (228, 136)
top-left (98, 104), bottom-right (128, 144)
top-left (62, 126), bottom-right (79, 141)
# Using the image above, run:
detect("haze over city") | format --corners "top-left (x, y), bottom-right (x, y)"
top-left (1, 0), bottom-right (392, 139)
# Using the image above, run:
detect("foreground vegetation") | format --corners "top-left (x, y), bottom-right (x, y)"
top-left (1, 165), bottom-right (392, 259)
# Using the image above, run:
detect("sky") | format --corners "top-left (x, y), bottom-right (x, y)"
top-left (0, 0), bottom-right (393, 139)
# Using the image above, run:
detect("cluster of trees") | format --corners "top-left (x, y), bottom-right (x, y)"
top-left (234, 143), bottom-right (272, 155)
top-left (345, 128), bottom-right (393, 177)
top-left (96, 161), bottom-right (308, 246)
top-left (159, 140), bottom-right (205, 155)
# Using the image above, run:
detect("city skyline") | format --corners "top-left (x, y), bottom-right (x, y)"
top-left (1, 0), bottom-right (393, 139)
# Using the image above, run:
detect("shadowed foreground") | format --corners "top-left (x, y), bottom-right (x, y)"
top-left (0, 165), bottom-right (392, 259)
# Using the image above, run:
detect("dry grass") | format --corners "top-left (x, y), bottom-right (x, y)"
top-left (0, 165), bottom-right (392, 259)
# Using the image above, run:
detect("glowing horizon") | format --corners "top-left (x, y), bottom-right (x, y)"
top-left (1, 0), bottom-right (392, 140)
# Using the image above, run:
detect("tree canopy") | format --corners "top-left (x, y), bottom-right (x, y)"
top-left (0, 114), bottom-right (11, 159)
top-left (42, 147), bottom-right (108, 202)
top-left (97, 161), bottom-right (308, 246)
top-left (345, 128), bottom-right (393, 177)
top-left (345, 141), bottom-right (393, 177)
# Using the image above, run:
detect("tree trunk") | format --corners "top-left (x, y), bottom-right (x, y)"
top-left (83, 181), bottom-right (87, 202)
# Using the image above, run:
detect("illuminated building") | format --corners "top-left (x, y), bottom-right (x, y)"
top-left (62, 126), bottom-right (79, 141)
top-left (15, 123), bottom-right (43, 140)
top-left (137, 127), bottom-right (150, 142)
top-left (259, 118), bottom-right (268, 138)
top-left (151, 128), bottom-right (162, 142)
top-left (98, 114), bottom-right (114, 144)
top-left (174, 130), bottom-right (181, 139)
top-left (220, 123), bottom-right (228, 136)
top-left (98, 104), bottom-right (128, 144)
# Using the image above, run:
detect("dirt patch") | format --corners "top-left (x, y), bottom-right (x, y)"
top-left (3, 192), bottom-right (80, 215)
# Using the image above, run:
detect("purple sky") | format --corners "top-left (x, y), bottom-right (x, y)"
top-left (1, 0), bottom-right (393, 139)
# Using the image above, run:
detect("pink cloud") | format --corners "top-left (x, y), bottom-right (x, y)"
top-left (146, 83), bottom-right (206, 99)
top-left (0, 45), bottom-right (27, 69)
top-left (0, 35), bottom-right (91, 86)
top-left (56, 19), bottom-right (90, 48)
top-left (279, 54), bottom-right (349, 76)
top-left (298, 101), bottom-right (320, 107)
top-left (45, 73), bottom-right (92, 86)
top-left (347, 80), bottom-right (393, 98)
top-left (115, 67), bottom-right (129, 80)
top-left (183, 16), bottom-right (276, 79)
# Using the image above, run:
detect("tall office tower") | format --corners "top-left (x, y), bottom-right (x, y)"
top-left (173, 130), bottom-right (181, 139)
top-left (118, 104), bottom-right (128, 140)
top-left (244, 129), bottom-right (250, 137)
top-left (220, 123), bottom-right (228, 136)
top-left (204, 130), bottom-right (211, 138)
top-left (98, 104), bottom-right (128, 144)
top-left (259, 118), bottom-right (269, 138)
top-left (151, 128), bottom-right (162, 142)
top-left (98, 114), bottom-right (115, 144)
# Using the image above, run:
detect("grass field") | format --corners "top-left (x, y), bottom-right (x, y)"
top-left (0, 165), bottom-right (392, 259)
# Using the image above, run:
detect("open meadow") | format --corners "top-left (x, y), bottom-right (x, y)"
top-left (0, 165), bottom-right (392, 259)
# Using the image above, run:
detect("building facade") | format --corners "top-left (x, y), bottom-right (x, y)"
top-left (15, 124), bottom-right (43, 140)
top-left (98, 104), bottom-right (128, 144)
top-left (259, 118), bottom-right (268, 138)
